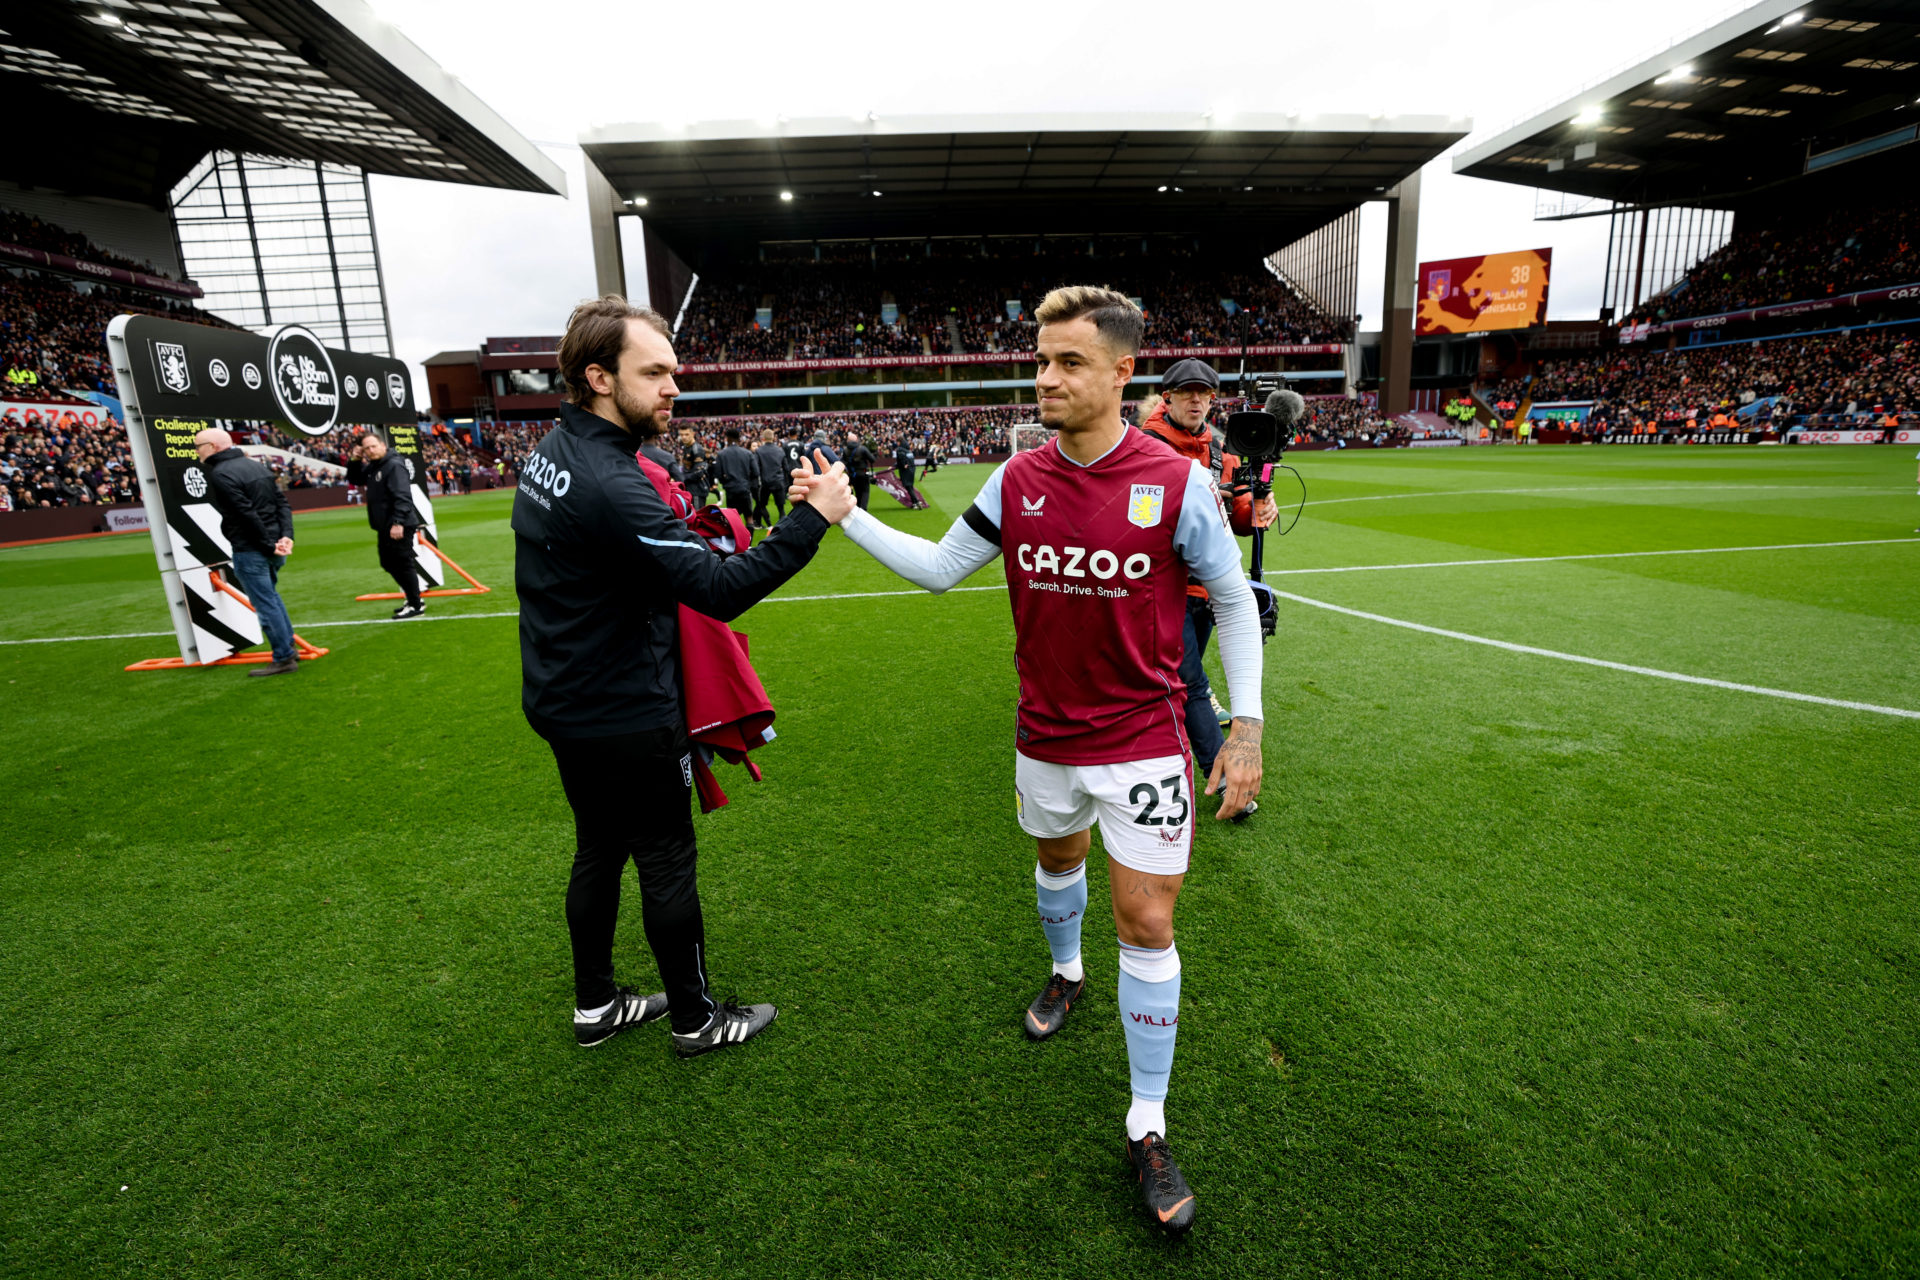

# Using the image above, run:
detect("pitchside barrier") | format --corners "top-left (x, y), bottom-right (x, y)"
top-left (106, 314), bottom-right (439, 670)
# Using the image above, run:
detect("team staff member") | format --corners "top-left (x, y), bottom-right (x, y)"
top-left (893, 437), bottom-right (918, 506)
top-left (844, 431), bottom-right (874, 510)
top-left (345, 432), bottom-right (425, 619)
top-left (514, 295), bottom-right (855, 1058)
top-left (714, 427), bottom-right (758, 523)
top-left (1138, 359), bottom-right (1274, 779)
top-left (755, 428), bottom-right (790, 526)
top-left (193, 427), bottom-right (299, 677)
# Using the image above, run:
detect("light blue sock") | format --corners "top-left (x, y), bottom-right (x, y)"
top-left (1118, 940), bottom-right (1182, 1138)
top-left (1035, 861), bottom-right (1087, 978)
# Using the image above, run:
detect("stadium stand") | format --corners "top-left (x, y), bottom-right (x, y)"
top-left (1512, 328), bottom-right (1916, 433)
top-left (1625, 206), bottom-right (1920, 327)
top-left (672, 237), bottom-right (1354, 364)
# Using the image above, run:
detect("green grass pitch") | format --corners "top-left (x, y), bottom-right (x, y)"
top-left (2, 444), bottom-right (1916, 1278)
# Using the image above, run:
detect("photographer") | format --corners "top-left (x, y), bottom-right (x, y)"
top-left (344, 432), bottom-right (425, 620)
top-left (1139, 359), bottom-right (1274, 782)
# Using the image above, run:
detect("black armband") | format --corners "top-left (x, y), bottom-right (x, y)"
top-left (961, 503), bottom-right (1001, 546)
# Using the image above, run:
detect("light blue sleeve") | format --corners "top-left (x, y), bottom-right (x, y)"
top-left (970, 461), bottom-right (1009, 528)
top-left (1171, 460), bottom-right (1241, 580)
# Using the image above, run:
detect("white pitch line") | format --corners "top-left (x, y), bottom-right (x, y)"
top-left (1274, 589), bottom-right (1920, 721)
top-left (1265, 536), bottom-right (1920, 577)
top-left (1305, 482), bottom-right (1879, 508)
top-left (0, 536), bottom-right (1910, 648)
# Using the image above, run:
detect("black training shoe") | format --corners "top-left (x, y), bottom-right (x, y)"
top-left (672, 999), bottom-right (777, 1058)
top-left (391, 602), bottom-right (427, 619)
top-left (1023, 970), bottom-right (1086, 1041)
top-left (574, 986), bottom-right (669, 1047)
top-left (1127, 1132), bottom-right (1197, 1234)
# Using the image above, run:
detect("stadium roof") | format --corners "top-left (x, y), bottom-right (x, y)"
top-left (2, 0), bottom-right (564, 206)
top-left (1453, 0), bottom-right (1920, 208)
top-left (579, 113), bottom-right (1468, 253)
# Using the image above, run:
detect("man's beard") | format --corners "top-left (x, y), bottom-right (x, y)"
top-left (613, 382), bottom-right (667, 438)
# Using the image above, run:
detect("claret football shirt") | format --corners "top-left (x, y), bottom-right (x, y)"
top-left (962, 427), bottom-right (1242, 765)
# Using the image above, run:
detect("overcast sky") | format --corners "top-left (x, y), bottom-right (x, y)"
top-left (363, 0), bottom-right (1746, 388)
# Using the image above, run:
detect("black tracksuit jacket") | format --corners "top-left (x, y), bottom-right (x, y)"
top-left (203, 447), bottom-right (292, 555)
top-left (512, 403), bottom-right (830, 740)
top-left (344, 453), bottom-right (418, 530)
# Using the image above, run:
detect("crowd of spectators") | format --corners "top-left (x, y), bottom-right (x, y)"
top-left (671, 237), bottom-right (1354, 364)
top-left (1489, 328), bottom-right (1917, 432)
top-left (1628, 206), bottom-right (1920, 325)
top-left (0, 211), bottom-right (178, 279)
top-left (3, 273), bottom-right (241, 401)
top-left (2, 405), bottom-right (138, 512)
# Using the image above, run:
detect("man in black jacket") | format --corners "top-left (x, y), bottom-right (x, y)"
top-left (515, 295), bottom-right (854, 1058)
top-left (893, 437), bottom-right (919, 506)
top-left (193, 427), bottom-right (299, 676)
top-left (345, 433), bottom-right (425, 619)
top-left (844, 430), bottom-right (874, 511)
top-left (754, 428), bottom-right (789, 526)
top-left (713, 426), bottom-right (758, 524)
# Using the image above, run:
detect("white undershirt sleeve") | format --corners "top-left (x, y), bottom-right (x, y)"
top-left (839, 506), bottom-right (1001, 593)
top-left (1199, 569), bottom-right (1263, 723)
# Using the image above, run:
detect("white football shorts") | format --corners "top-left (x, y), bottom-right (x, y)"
top-left (1014, 751), bottom-right (1193, 876)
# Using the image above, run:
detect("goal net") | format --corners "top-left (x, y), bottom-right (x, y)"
top-left (1009, 423), bottom-right (1052, 455)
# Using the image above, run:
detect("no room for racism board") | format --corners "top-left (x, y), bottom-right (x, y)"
top-left (106, 314), bottom-right (437, 665)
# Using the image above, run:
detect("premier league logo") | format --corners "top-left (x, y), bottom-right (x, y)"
top-left (154, 342), bottom-right (191, 393)
top-left (386, 372), bottom-right (406, 408)
top-left (265, 325), bottom-right (341, 437)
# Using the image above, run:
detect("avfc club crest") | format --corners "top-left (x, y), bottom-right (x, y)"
top-left (1127, 483), bottom-right (1164, 529)
top-left (154, 342), bottom-right (191, 393)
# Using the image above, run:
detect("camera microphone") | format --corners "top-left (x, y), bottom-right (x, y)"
top-left (1264, 388), bottom-right (1305, 429)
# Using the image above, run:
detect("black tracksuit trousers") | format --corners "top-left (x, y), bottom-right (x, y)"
top-left (376, 529), bottom-right (422, 605)
top-left (547, 729), bottom-right (715, 1033)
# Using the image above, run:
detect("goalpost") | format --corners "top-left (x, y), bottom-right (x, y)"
top-left (1009, 423), bottom-right (1051, 455)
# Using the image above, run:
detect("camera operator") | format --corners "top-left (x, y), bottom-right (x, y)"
top-left (1139, 359), bottom-right (1275, 784)
top-left (345, 431), bottom-right (425, 620)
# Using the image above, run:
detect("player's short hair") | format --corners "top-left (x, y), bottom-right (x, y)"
top-left (558, 294), bottom-right (673, 406)
top-left (1034, 285), bottom-right (1144, 357)
top-left (725, 427), bottom-right (740, 441)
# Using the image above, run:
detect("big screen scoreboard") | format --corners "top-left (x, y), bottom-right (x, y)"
top-left (1415, 248), bottom-right (1552, 336)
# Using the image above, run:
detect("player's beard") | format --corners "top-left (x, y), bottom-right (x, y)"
top-left (614, 381), bottom-right (669, 440)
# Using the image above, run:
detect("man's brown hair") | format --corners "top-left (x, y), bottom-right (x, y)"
top-left (557, 295), bottom-right (673, 406)
top-left (1034, 285), bottom-right (1145, 357)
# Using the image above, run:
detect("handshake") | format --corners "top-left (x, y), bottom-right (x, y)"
top-left (785, 449), bottom-right (858, 524)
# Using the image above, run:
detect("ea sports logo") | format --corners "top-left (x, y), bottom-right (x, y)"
top-left (183, 466), bottom-right (208, 498)
top-left (266, 325), bottom-right (340, 438)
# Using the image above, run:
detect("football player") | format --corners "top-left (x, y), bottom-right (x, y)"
top-left (791, 286), bottom-right (1263, 1233)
